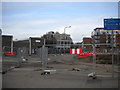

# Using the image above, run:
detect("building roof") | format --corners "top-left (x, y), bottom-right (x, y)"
top-left (83, 37), bottom-right (92, 40)
top-left (94, 27), bottom-right (104, 31)
top-left (2, 35), bottom-right (13, 37)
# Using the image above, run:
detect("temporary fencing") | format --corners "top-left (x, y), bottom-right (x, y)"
top-left (39, 46), bottom-right (48, 69)
top-left (2, 46), bottom-right (28, 73)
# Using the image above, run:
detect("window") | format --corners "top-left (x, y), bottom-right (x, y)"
top-left (35, 40), bottom-right (41, 42)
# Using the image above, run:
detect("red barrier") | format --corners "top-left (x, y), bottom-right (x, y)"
top-left (70, 49), bottom-right (82, 54)
top-left (70, 49), bottom-right (73, 54)
top-left (78, 51), bottom-right (99, 58)
top-left (4, 51), bottom-right (16, 56)
top-left (70, 49), bottom-right (99, 58)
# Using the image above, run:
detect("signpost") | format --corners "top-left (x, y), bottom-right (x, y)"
top-left (104, 19), bottom-right (120, 30)
top-left (104, 18), bottom-right (120, 78)
top-left (0, 29), bottom-right (2, 89)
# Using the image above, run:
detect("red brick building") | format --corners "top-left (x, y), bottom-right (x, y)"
top-left (91, 27), bottom-right (120, 52)
top-left (82, 37), bottom-right (92, 51)
top-left (116, 34), bottom-right (120, 48)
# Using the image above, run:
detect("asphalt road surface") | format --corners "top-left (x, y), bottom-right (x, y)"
top-left (2, 54), bottom-right (119, 88)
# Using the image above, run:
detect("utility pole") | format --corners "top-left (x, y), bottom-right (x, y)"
top-left (63, 26), bottom-right (71, 54)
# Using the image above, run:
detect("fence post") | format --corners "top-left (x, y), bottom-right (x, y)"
top-left (92, 44), bottom-right (96, 74)
top-left (111, 30), bottom-right (114, 78)
top-left (40, 39), bottom-right (48, 70)
top-left (17, 48), bottom-right (24, 68)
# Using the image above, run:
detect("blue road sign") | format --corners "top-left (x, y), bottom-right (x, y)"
top-left (104, 18), bottom-right (120, 30)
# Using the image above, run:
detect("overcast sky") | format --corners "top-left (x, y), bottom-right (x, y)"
top-left (2, 2), bottom-right (118, 42)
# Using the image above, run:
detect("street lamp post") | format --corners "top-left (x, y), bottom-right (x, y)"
top-left (63, 26), bottom-right (71, 54)
top-left (64, 26), bottom-right (71, 34)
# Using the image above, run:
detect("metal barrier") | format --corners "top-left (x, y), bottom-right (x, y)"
top-left (2, 46), bottom-right (28, 73)
top-left (1, 43), bottom-right (119, 78)
top-left (17, 47), bottom-right (28, 67)
top-left (45, 43), bottom-right (119, 78)
top-left (39, 46), bottom-right (48, 69)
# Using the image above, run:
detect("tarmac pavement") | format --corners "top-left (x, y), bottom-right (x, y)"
top-left (2, 54), bottom-right (119, 88)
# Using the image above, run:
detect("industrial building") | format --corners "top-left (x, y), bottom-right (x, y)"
top-left (13, 31), bottom-right (73, 55)
top-left (40, 31), bottom-right (73, 53)
top-left (13, 37), bottom-right (41, 55)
